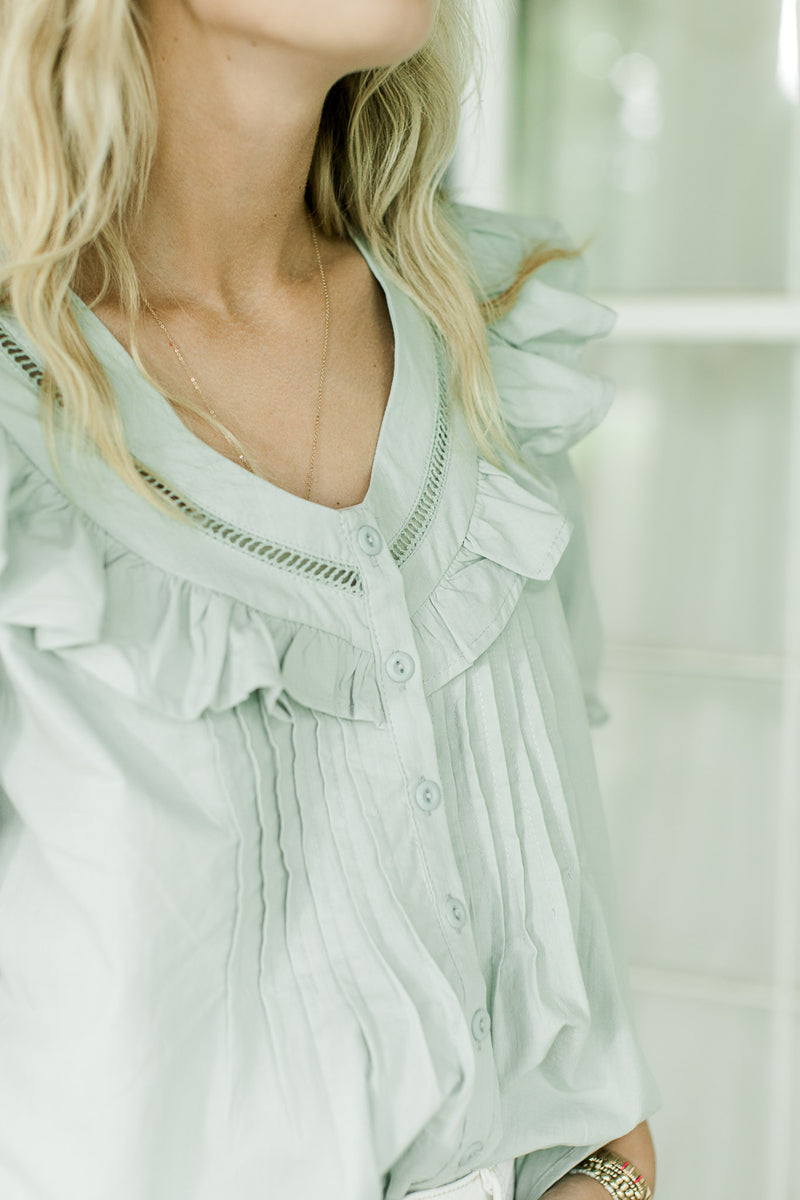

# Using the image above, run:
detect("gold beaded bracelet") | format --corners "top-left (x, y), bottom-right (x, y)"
top-left (566, 1147), bottom-right (653, 1200)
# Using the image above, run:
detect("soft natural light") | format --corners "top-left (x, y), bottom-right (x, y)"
top-left (777, 0), bottom-right (799, 103)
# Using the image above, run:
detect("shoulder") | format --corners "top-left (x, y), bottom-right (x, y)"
top-left (432, 202), bottom-right (621, 488)
top-left (442, 202), bottom-right (618, 453)
top-left (445, 200), bottom-right (587, 299)
top-left (443, 207), bottom-right (618, 726)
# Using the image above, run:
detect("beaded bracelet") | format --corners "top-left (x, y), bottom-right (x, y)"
top-left (566, 1147), bottom-right (653, 1200)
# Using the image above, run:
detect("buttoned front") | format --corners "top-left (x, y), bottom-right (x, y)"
top-left (445, 896), bottom-right (468, 929)
top-left (357, 524), bottom-right (383, 556)
top-left (414, 779), bottom-right (442, 813)
top-left (0, 203), bottom-right (661, 1200)
top-left (385, 650), bottom-right (416, 683)
top-left (471, 1009), bottom-right (492, 1042)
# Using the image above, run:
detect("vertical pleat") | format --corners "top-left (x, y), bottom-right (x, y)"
top-left (234, 694), bottom-right (475, 1190)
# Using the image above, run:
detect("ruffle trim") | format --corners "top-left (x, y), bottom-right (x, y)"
top-left (453, 201), bottom-right (618, 455)
top-left (0, 432), bottom-right (572, 723)
top-left (0, 429), bottom-right (382, 724)
top-left (446, 203), bottom-right (618, 721)
top-left (0, 207), bottom-right (614, 722)
top-left (411, 458), bottom-right (571, 694)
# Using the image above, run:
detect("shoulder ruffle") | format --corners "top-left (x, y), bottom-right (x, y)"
top-left (0, 424), bottom-right (384, 725)
top-left (437, 203), bottom-right (617, 724)
top-left (450, 201), bottom-right (618, 457)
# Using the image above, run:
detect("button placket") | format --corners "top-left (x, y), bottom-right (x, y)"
top-left (356, 524), bottom-right (383, 556)
top-left (385, 650), bottom-right (415, 683)
top-left (346, 508), bottom-right (498, 1132)
top-left (351, 517), bottom-right (463, 931)
top-left (414, 778), bottom-right (442, 813)
top-left (445, 895), bottom-right (467, 930)
top-left (471, 1008), bottom-right (491, 1042)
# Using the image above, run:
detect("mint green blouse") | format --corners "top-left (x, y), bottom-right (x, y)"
top-left (0, 203), bottom-right (661, 1200)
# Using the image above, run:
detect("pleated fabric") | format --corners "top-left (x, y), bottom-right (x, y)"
top-left (0, 202), bottom-right (661, 1200)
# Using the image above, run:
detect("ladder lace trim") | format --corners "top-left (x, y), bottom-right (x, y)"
top-left (134, 472), bottom-right (365, 595)
top-left (389, 339), bottom-right (451, 567)
top-left (0, 318), bottom-right (452, 594)
top-left (0, 328), bottom-right (45, 388)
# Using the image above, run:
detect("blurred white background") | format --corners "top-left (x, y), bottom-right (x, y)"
top-left (450, 2), bottom-right (800, 1197)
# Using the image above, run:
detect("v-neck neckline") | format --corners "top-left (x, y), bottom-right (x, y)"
top-left (65, 227), bottom-right (438, 549)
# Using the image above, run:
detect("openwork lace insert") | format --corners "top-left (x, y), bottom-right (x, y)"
top-left (0, 327), bottom-right (45, 388)
top-left (389, 336), bottom-right (451, 567)
top-left (0, 320), bottom-right (362, 595)
top-left (137, 474), bottom-right (364, 594)
top-left (0, 317), bottom-right (452, 591)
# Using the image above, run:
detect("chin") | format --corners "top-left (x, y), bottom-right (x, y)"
top-left (183, 0), bottom-right (438, 72)
top-left (334, 0), bottom-right (436, 69)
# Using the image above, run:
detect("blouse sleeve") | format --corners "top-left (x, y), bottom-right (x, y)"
top-left (450, 201), bottom-right (618, 726)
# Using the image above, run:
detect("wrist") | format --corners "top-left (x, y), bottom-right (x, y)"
top-left (600, 1120), bottom-right (656, 1195)
top-left (558, 1121), bottom-right (656, 1200)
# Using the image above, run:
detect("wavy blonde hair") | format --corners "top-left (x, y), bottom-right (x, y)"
top-left (0, 0), bottom-right (585, 524)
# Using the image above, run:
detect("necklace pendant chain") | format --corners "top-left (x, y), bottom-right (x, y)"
top-left (143, 208), bottom-right (330, 503)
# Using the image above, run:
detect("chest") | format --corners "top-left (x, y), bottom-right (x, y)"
top-left (88, 260), bottom-right (396, 510)
top-left (179, 285), bottom-right (397, 510)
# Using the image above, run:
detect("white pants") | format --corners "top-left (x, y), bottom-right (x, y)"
top-left (403, 1157), bottom-right (515, 1200)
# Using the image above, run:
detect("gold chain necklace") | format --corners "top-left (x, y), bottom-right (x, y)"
top-left (143, 211), bottom-right (330, 503)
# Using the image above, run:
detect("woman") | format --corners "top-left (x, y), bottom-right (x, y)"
top-left (0, 2), bottom-right (661, 1198)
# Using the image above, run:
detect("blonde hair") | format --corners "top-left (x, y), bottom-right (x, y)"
top-left (0, 0), bottom-right (585, 524)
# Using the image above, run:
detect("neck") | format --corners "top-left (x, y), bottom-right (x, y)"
top-left (112, 4), bottom-right (344, 321)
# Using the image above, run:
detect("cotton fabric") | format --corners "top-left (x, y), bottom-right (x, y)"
top-left (0, 203), bottom-right (661, 1200)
